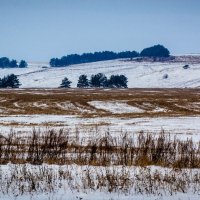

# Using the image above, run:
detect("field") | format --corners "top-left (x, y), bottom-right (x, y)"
top-left (1, 57), bottom-right (200, 89)
top-left (0, 88), bottom-right (200, 199)
top-left (1, 88), bottom-right (200, 136)
top-left (2, 88), bottom-right (200, 116)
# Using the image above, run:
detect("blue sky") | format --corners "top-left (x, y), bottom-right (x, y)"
top-left (0, 0), bottom-right (200, 61)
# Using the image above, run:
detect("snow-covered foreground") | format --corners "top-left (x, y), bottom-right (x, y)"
top-left (1, 115), bottom-right (200, 141)
top-left (1, 164), bottom-right (200, 200)
top-left (1, 59), bottom-right (200, 88)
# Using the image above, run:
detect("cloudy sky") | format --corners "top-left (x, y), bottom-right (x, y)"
top-left (0, 0), bottom-right (199, 61)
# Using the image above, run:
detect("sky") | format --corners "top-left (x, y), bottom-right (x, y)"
top-left (0, 0), bottom-right (200, 61)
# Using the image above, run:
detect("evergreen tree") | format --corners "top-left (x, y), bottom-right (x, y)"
top-left (9, 60), bottom-right (18, 68)
top-left (140, 44), bottom-right (170, 58)
top-left (117, 51), bottom-right (139, 59)
top-left (0, 57), bottom-right (28, 68)
top-left (59, 77), bottom-right (72, 88)
top-left (90, 73), bottom-right (108, 88)
top-left (0, 74), bottom-right (21, 88)
top-left (19, 60), bottom-right (28, 68)
top-left (50, 58), bottom-right (60, 67)
top-left (108, 75), bottom-right (128, 88)
top-left (0, 57), bottom-right (10, 68)
top-left (77, 75), bottom-right (89, 88)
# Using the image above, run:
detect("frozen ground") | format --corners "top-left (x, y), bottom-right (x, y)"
top-left (1, 59), bottom-right (200, 88)
top-left (0, 115), bottom-right (200, 141)
top-left (0, 164), bottom-right (200, 200)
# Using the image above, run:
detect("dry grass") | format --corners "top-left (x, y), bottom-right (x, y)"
top-left (1, 164), bottom-right (200, 197)
top-left (0, 129), bottom-right (200, 168)
top-left (0, 88), bottom-right (200, 118)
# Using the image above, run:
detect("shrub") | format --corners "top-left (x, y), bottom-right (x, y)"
top-left (163, 74), bottom-right (168, 79)
top-left (183, 65), bottom-right (189, 69)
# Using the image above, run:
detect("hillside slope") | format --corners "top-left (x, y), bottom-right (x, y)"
top-left (0, 59), bottom-right (200, 88)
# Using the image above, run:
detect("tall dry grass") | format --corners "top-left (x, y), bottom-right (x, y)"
top-left (0, 129), bottom-right (200, 168)
top-left (1, 164), bottom-right (200, 196)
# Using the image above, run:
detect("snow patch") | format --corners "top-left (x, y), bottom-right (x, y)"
top-left (88, 101), bottom-right (144, 114)
top-left (152, 107), bottom-right (168, 113)
top-left (33, 102), bottom-right (49, 108)
top-left (56, 102), bottom-right (76, 110)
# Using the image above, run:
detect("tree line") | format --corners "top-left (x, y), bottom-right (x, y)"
top-left (0, 73), bottom-right (128, 89)
top-left (50, 51), bottom-right (139, 67)
top-left (0, 57), bottom-right (28, 68)
top-left (60, 73), bottom-right (128, 88)
top-left (50, 44), bottom-right (170, 67)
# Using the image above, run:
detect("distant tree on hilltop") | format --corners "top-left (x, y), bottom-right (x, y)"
top-left (50, 58), bottom-right (60, 67)
top-left (0, 57), bottom-right (10, 68)
top-left (0, 57), bottom-right (28, 68)
top-left (49, 50), bottom-right (139, 67)
top-left (117, 51), bottom-right (139, 59)
top-left (19, 60), bottom-right (28, 68)
top-left (9, 60), bottom-right (18, 68)
top-left (140, 45), bottom-right (170, 57)
top-left (49, 45), bottom-right (172, 67)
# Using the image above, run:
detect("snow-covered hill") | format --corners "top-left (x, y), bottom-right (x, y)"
top-left (1, 59), bottom-right (200, 88)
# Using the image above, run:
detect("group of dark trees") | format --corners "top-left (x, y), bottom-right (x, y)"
top-left (89, 74), bottom-right (128, 88)
top-left (0, 74), bottom-right (21, 88)
top-left (0, 57), bottom-right (28, 68)
top-left (50, 51), bottom-right (139, 67)
top-left (0, 73), bottom-right (127, 88)
top-left (50, 45), bottom-right (170, 67)
top-left (60, 74), bottom-right (128, 88)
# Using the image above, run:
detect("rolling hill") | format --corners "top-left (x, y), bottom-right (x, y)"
top-left (1, 56), bottom-right (200, 88)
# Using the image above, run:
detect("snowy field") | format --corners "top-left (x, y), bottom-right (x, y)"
top-left (1, 115), bottom-right (200, 141)
top-left (1, 164), bottom-right (200, 200)
top-left (0, 58), bottom-right (200, 88)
